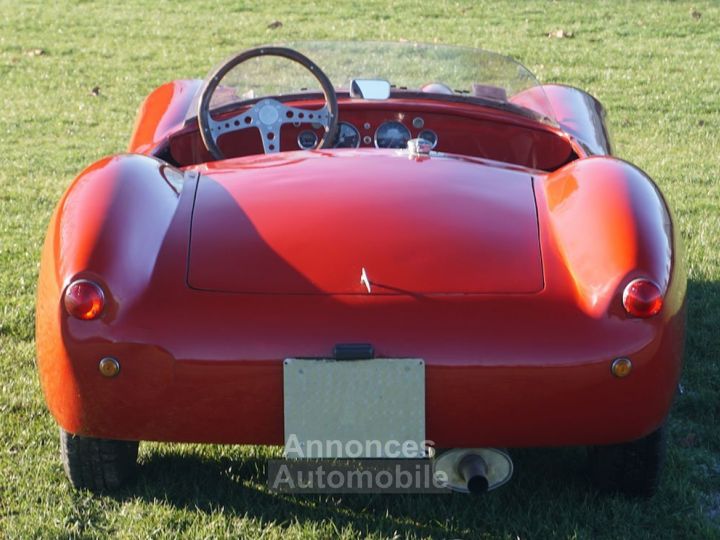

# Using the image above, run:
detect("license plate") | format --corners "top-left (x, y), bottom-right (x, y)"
top-left (283, 358), bottom-right (425, 458)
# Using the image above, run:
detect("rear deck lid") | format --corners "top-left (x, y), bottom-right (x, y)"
top-left (188, 151), bottom-right (543, 295)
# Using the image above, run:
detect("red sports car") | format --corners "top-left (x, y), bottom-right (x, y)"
top-left (36, 42), bottom-right (686, 496)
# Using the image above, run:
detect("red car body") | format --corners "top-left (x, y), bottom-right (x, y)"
top-left (36, 51), bottom-right (686, 455)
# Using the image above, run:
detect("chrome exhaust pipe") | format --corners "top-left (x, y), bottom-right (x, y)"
top-left (433, 448), bottom-right (513, 493)
top-left (458, 453), bottom-right (490, 494)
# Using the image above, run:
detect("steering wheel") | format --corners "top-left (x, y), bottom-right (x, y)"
top-left (197, 46), bottom-right (339, 160)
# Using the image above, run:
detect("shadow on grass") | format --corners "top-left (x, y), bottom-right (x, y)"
top-left (112, 446), bottom-right (591, 537)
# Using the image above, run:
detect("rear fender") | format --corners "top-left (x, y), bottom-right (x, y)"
top-left (42, 154), bottom-right (185, 295)
top-left (36, 154), bottom-right (189, 432)
top-left (535, 157), bottom-right (683, 318)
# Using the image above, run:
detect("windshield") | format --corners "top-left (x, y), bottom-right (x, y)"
top-left (187, 42), bottom-right (557, 126)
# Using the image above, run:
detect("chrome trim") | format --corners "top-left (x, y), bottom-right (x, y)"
top-left (407, 138), bottom-right (433, 157)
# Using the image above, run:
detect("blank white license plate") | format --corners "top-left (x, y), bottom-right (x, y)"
top-left (283, 358), bottom-right (425, 458)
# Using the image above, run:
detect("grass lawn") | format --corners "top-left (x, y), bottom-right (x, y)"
top-left (1, 1), bottom-right (719, 538)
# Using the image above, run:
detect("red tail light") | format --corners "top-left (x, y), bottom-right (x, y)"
top-left (622, 278), bottom-right (663, 318)
top-left (63, 280), bottom-right (105, 320)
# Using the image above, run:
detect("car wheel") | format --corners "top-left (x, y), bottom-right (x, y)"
top-left (60, 428), bottom-right (139, 492)
top-left (587, 424), bottom-right (667, 498)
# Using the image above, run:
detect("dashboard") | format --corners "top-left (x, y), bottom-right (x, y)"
top-left (297, 119), bottom-right (437, 150)
top-left (168, 98), bottom-right (576, 171)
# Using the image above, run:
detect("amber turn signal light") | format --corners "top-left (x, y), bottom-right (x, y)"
top-left (611, 357), bottom-right (633, 378)
top-left (623, 278), bottom-right (663, 318)
top-left (98, 357), bottom-right (120, 378)
top-left (63, 279), bottom-right (105, 320)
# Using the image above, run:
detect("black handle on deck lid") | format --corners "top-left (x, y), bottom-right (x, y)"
top-left (333, 343), bottom-right (375, 360)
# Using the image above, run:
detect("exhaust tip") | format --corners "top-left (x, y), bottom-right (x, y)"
top-left (458, 453), bottom-right (490, 495)
top-left (466, 475), bottom-right (490, 494)
top-left (433, 448), bottom-right (513, 493)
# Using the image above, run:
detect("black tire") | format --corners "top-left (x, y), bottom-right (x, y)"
top-left (588, 424), bottom-right (667, 498)
top-left (60, 428), bottom-right (139, 492)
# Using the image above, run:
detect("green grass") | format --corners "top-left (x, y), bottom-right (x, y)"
top-left (1, 0), bottom-right (719, 538)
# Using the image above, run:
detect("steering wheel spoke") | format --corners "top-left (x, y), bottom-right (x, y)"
top-left (256, 120), bottom-right (283, 154)
top-left (208, 109), bottom-right (258, 139)
top-left (278, 103), bottom-right (331, 127)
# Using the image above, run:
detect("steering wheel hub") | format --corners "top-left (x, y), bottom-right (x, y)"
top-left (258, 103), bottom-right (280, 125)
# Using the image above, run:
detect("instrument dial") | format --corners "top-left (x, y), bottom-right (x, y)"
top-left (333, 122), bottom-right (360, 148)
top-left (417, 129), bottom-right (438, 149)
top-left (374, 121), bottom-right (411, 149)
top-left (297, 130), bottom-right (318, 150)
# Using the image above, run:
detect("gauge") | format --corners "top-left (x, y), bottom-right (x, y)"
top-left (333, 122), bottom-right (360, 148)
top-left (417, 129), bottom-right (438, 149)
top-left (374, 121), bottom-right (411, 149)
top-left (297, 130), bottom-right (318, 150)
